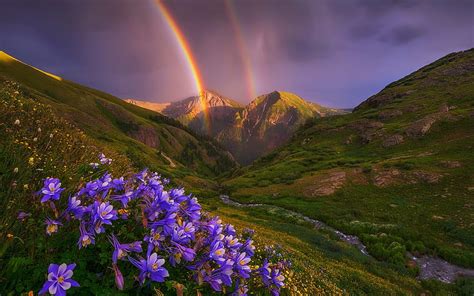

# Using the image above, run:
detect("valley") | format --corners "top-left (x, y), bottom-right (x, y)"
top-left (223, 49), bottom-right (474, 284)
top-left (1, 48), bottom-right (473, 295)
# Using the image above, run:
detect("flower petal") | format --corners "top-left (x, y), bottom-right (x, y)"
top-left (47, 272), bottom-right (56, 281)
top-left (49, 282), bottom-right (58, 295)
top-left (57, 263), bottom-right (67, 275)
top-left (66, 263), bottom-right (76, 272)
top-left (59, 280), bottom-right (71, 290)
top-left (39, 280), bottom-right (52, 295)
top-left (48, 264), bottom-right (59, 274)
top-left (67, 279), bottom-right (80, 287)
top-left (55, 287), bottom-right (66, 296)
top-left (62, 269), bottom-right (73, 279)
top-left (156, 258), bottom-right (165, 267)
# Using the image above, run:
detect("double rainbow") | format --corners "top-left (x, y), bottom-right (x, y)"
top-left (154, 0), bottom-right (255, 134)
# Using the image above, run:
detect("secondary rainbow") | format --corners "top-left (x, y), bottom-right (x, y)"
top-left (225, 0), bottom-right (257, 100)
top-left (154, 0), bottom-right (211, 134)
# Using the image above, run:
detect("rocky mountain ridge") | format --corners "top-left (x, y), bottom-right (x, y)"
top-left (128, 90), bottom-right (344, 164)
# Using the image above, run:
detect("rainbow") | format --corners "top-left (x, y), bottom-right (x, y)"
top-left (154, 0), bottom-right (211, 134)
top-left (224, 0), bottom-right (257, 100)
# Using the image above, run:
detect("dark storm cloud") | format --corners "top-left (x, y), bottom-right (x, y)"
top-left (379, 25), bottom-right (425, 45)
top-left (0, 0), bottom-right (473, 107)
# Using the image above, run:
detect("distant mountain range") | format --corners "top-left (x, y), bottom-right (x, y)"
top-left (127, 90), bottom-right (345, 164)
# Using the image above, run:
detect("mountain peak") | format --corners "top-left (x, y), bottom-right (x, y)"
top-left (196, 89), bottom-right (243, 108)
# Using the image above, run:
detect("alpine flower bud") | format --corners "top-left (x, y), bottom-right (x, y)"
top-left (113, 264), bottom-right (124, 290)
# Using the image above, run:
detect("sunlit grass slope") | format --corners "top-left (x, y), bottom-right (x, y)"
top-left (0, 51), bottom-right (236, 182)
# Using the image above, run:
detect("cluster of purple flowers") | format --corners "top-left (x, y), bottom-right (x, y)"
top-left (37, 153), bottom-right (288, 295)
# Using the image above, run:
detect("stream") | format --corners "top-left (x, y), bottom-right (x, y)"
top-left (219, 195), bottom-right (474, 283)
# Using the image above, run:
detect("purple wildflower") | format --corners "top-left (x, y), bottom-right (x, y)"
top-left (109, 234), bottom-right (142, 264)
top-left (45, 218), bottom-right (62, 236)
top-left (234, 252), bottom-right (251, 278)
top-left (204, 259), bottom-right (234, 291)
top-left (145, 228), bottom-right (165, 253)
top-left (67, 196), bottom-right (84, 218)
top-left (224, 235), bottom-right (242, 250)
top-left (92, 201), bottom-right (117, 233)
top-left (79, 180), bottom-right (99, 197)
top-left (259, 259), bottom-right (285, 296)
top-left (129, 253), bottom-right (169, 284)
top-left (112, 191), bottom-right (133, 207)
top-left (209, 240), bottom-right (226, 264)
top-left (271, 268), bottom-right (285, 288)
top-left (39, 263), bottom-right (79, 295)
top-left (232, 279), bottom-right (249, 296)
top-left (243, 239), bottom-right (256, 257)
top-left (224, 224), bottom-right (236, 236)
top-left (169, 242), bottom-right (196, 266)
top-left (112, 264), bottom-right (124, 290)
top-left (40, 178), bottom-right (64, 203)
top-left (112, 177), bottom-right (125, 191)
top-left (78, 222), bottom-right (95, 249)
top-left (17, 211), bottom-right (31, 221)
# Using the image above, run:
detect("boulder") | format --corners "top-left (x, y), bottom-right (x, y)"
top-left (406, 116), bottom-right (438, 137)
top-left (406, 110), bottom-right (454, 138)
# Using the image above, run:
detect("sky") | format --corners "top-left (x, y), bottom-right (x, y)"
top-left (0, 0), bottom-right (473, 108)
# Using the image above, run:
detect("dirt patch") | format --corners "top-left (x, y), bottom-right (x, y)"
top-left (302, 169), bottom-right (369, 197)
top-left (372, 168), bottom-right (442, 187)
top-left (304, 171), bottom-right (347, 196)
top-left (413, 170), bottom-right (442, 183)
top-left (373, 169), bottom-right (402, 187)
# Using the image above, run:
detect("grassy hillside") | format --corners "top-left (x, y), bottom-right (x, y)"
top-left (224, 48), bottom-right (474, 275)
top-left (0, 51), bottom-right (236, 181)
top-left (0, 50), bottom-right (472, 295)
top-left (0, 56), bottom-right (439, 296)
